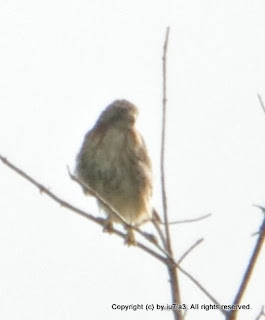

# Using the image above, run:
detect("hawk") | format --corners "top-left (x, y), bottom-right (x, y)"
top-left (75, 99), bottom-right (153, 244)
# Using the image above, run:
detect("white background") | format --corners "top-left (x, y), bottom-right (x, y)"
top-left (0, 1), bottom-right (265, 319)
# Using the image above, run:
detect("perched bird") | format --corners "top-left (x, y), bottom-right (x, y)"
top-left (75, 99), bottom-right (153, 244)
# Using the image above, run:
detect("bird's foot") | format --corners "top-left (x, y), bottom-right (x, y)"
top-left (124, 226), bottom-right (136, 246)
top-left (103, 218), bottom-right (114, 233)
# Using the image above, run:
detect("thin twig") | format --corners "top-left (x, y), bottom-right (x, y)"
top-left (152, 217), bottom-right (167, 249)
top-left (164, 213), bottom-right (212, 225)
top-left (228, 208), bottom-right (265, 320)
top-left (178, 238), bottom-right (204, 264)
top-left (257, 94), bottom-right (265, 115)
top-left (151, 208), bottom-right (167, 249)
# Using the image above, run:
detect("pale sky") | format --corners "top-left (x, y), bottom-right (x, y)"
top-left (0, 1), bottom-right (265, 319)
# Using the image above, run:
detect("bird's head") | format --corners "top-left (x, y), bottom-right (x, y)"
top-left (96, 99), bottom-right (139, 130)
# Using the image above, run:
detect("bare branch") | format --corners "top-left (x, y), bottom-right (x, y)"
top-left (0, 155), bottom-right (167, 265)
top-left (151, 216), bottom-right (167, 249)
top-left (161, 27), bottom-right (183, 320)
top-left (177, 238), bottom-right (204, 264)
top-left (0, 154), bottom-right (224, 313)
top-left (228, 208), bottom-right (265, 320)
top-left (161, 26), bottom-right (170, 247)
top-left (164, 213), bottom-right (212, 225)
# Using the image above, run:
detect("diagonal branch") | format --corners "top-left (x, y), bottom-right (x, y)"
top-left (0, 154), bottom-right (167, 264)
top-left (228, 207), bottom-right (265, 320)
top-left (68, 168), bottom-right (171, 258)
top-left (177, 238), bottom-right (204, 264)
top-left (151, 214), bottom-right (167, 249)
top-left (0, 154), bottom-right (224, 312)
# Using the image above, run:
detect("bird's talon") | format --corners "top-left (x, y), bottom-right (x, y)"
top-left (125, 227), bottom-right (136, 246)
top-left (103, 219), bottom-right (114, 233)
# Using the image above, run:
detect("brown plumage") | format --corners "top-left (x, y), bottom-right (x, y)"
top-left (75, 99), bottom-right (153, 230)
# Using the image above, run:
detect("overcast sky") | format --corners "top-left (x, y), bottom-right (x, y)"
top-left (1, 1), bottom-right (265, 319)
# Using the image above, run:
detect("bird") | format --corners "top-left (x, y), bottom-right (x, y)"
top-left (75, 99), bottom-right (153, 244)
